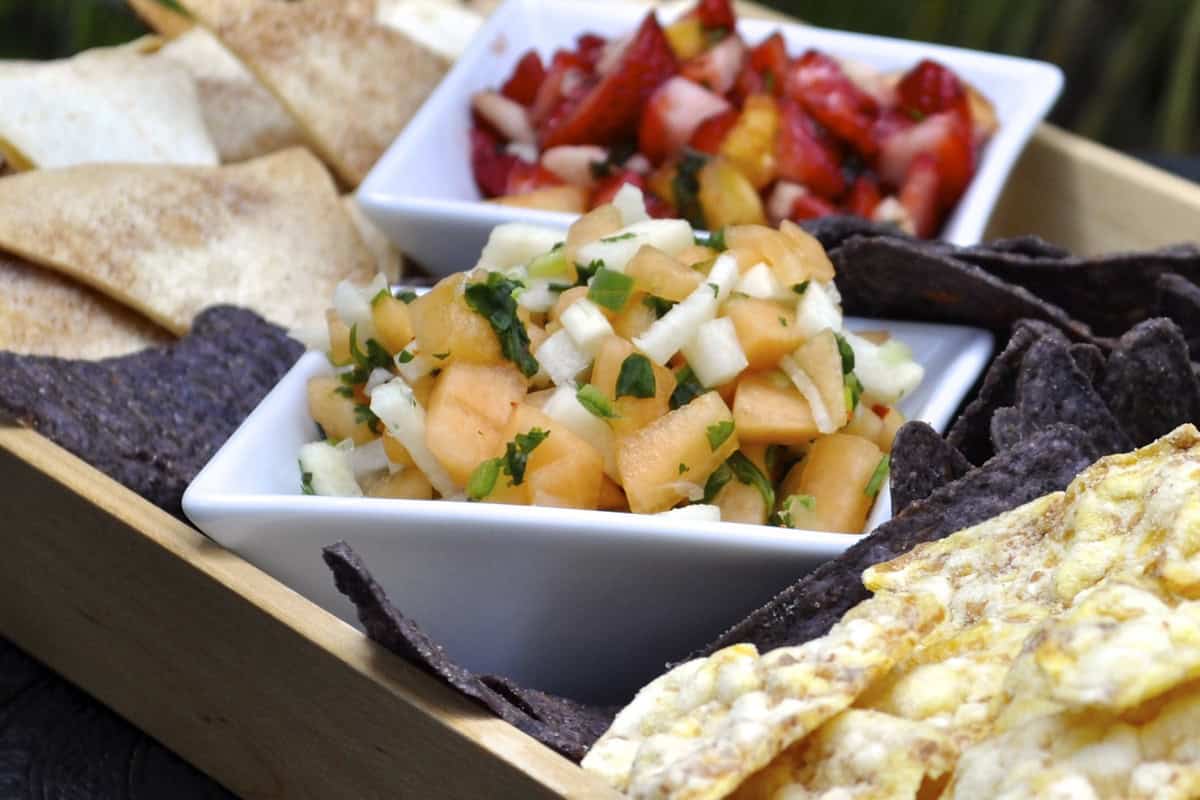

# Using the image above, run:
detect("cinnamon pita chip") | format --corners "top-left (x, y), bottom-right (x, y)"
top-left (0, 253), bottom-right (171, 359)
top-left (342, 195), bottom-right (402, 282)
top-left (0, 148), bottom-right (376, 335)
top-left (181, 0), bottom-right (449, 186)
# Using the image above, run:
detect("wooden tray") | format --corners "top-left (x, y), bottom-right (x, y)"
top-left (4, 108), bottom-right (1200, 800)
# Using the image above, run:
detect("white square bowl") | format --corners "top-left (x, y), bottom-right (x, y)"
top-left (357, 0), bottom-right (1063, 275)
top-left (182, 318), bottom-right (992, 703)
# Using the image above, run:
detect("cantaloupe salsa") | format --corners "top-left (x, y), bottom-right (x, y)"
top-left (298, 186), bottom-right (924, 534)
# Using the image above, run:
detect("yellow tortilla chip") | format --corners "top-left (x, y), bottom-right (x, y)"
top-left (0, 253), bottom-right (171, 359)
top-left (181, 0), bottom-right (449, 186)
top-left (0, 147), bottom-right (375, 335)
top-left (0, 46), bottom-right (217, 170)
top-left (153, 28), bottom-right (305, 163)
top-left (127, 0), bottom-right (195, 38)
top-left (342, 195), bottom-right (402, 282)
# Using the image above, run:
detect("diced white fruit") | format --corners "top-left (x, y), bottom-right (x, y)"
top-left (369, 378), bottom-right (458, 497)
top-left (844, 330), bottom-right (925, 404)
top-left (795, 280), bottom-right (843, 340)
top-left (348, 437), bottom-right (390, 481)
top-left (542, 145), bottom-right (607, 189)
top-left (560, 298), bottom-right (614, 357)
top-left (364, 367), bottom-right (395, 395)
top-left (541, 386), bottom-right (619, 479)
top-left (396, 342), bottom-right (436, 383)
top-left (471, 90), bottom-right (535, 145)
top-left (656, 504), bottom-right (721, 522)
top-left (517, 280), bottom-right (559, 313)
top-left (575, 218), bottom-right (694, 273)
top-left (534, 328), bottom-right (592, 387)
top-left (779, 354), bottom-right (837, 434)
top-left (707, 252), bottom-right (741, 301)
top-left (333, 273), bottom-right (389, 335)
top-left (681, 317), bottom-right (748, 388)
top-left (634, 254), bottom-right (738, 365)
top-left (299, 441), bottom-right (362, 497)
top-left (733, 261), bottom-right (792, 303)
top-left (477, 223), bottom-right (564, 273)
top-left (612, 182), bottom-right (650, 225)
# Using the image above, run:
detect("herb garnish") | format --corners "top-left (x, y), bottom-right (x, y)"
top-left (588, 267), bottom-right (635, 311)
top-left (708, 282), bottom-right (719, 298)
top-left (616, 354), bottom-right (656, 399)
top-left (727, 452), bottom-right (774, 509)
top-left (354, 402), bottom-right (382, 434)
top-left (864, 454), bottom-right (890, 498)
top-left (643, 295), bottom-right (676, 318)
top-left (834, 333), bottom-right (855, 374)
top-left (792, 281), bottom-right (810, 295)
top-left (342, 324), bottom-right (393, 385)
top-left (669, 364), bottom-right (705, 409)
top-left (844, 373), bottom-right (864, 412)
top-left (701, 463), bottom-right (733, 503)
top-left (396, 350), bottom-right (414, 364)
top-left (370, 288), bottom-right (392, 306)
top-left (463, 272), bottom-right (539, 378)
top-left (575, 258), bottom-right (604, 286)
top-left (465, 428), bottom-right (552, 500)
top-left (299, 461), bottom-right (315, 495)
top-left (576, 384), bottom-right (619, 419)
top-left (600, 232), bottom-right (636, 243)
top-left (706, 419), bottom-right (735, 450)
top-left (673, 150), bottom-right (708, 229)
top-left (396, 290), bottom-right (418, 304)
top-left (466, 458), bottom-right (500, 501)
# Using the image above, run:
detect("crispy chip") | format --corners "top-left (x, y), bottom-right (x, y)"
top-left (1100, 318), bottom-right (1200, 448)
top-left (181, 0), bottom-right (449, 186)
top-left (582, 593), bottom-right (944, 798)
top-left (0, 253), bottom-right (171, 359)
top-left (888, 421), bottom-right (972, 514)
top-left (1155, 273), bottom-right (1200, 358)
top-left (0, 148), bottom-right (375, 335)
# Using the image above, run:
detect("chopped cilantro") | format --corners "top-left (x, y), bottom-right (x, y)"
top-left (354, 403), bottom-right (382, 434)
top-left (678, 463), bottom-right (689, 475)
top-left (706, 419), bottom-right (735, 451)
top-left (708, 282), bottom-right (719, 298)
top-left (600, 232), bottom-right (637, 243)
top-left (844, 373), bottom-right (864, 412)
top-left (396, 350), bottom-right (414, 364)
top-left (778, 316), bottom-right (789, 327)
top-left (775, 493), bottom-right (816, 527)
top-left (707, 228), bottom-right (727, 251)
top-left (616, 354), bottom-right (656, 399)
top-left (588, 140), bottom-right (637, 179)
top-left (466, 458), bottom-right (501, 501)
top-left (429, 368), bottom-right (442, 378)
top-left (673, 150), bottom-right (709, 229)
top-left (792, 281), bottom-right (810, 295)
top-left (299, 462), bottom-right (315, 495)
top-left (396, 290), bottom-right (418, 304)
top-left (576, 384), bottom-right (619, 419)
top-left (334, 385), bottom-right (354, 398)
top-left (701, 463), bottom-right (733, 503)
top-left (370, 288), bottom-right (392, 306)
top-left (643, 295), bottom-right (676, 318)
top-left (588, 267), bottom-right (635, 311)
top-left (864, 454), bottom-right (890, 498)
top-left (795, 493), bottom-right (817, 511)
top-left (502, 428), bottom-right (550, 486)
top-left (834, 333), bottom-right (855, 374)
top-left (669, 365), bottom-right (705, 410)
top-left (575, 258), bottom-right (604, 286)
top-left (691, 256), bottom-right (717, 274)
top-left (432, 351), bottom-right (450, 360)
top-left (463, 272), bottom-right (539, 378)
top-left (727, 452), bottom-right (775, 510)
top-left (765, 444), bottom-right (783, 475)
top-left (342, 324), bottom-right (393, 385)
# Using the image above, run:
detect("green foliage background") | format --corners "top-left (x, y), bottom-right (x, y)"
top-left (0, 0), bottom-right (1196, 155)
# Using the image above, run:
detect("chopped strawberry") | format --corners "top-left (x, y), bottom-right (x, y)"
top-left (638, 76), bottom-right (732, 164)
top-left (645, 192), bottom-right (678, 218)
top-left (896, 59), bottom-right (969, 120)
top-left (788, 190), bottom-right (838, 221)
top-left (898, 154), bottom-right (941, 238)
top-left (530, 49), bottom-right (590, 127)
top-left (775, 98), bottom-right (845, 199)
top-left (506, 160), bottom-right (565, 196)
top-left (590, 169), bottom-right (646, 208)
top-left (847, 173), bottom-right (882, 218)
top-left (575, 33), bottom-right (608, 69)
top-left (688, 108), bottom-right (739, 153)
top-left (695, 0), bottom-right (736, 30)
top-left (501, 50), bottom-right (546, 106)
top-left (877, 109), bottom-right (973, 206)
top-left (785, 50), bottom-right (879, 156)
top-left (748, 32), bottom-right (789, 91)
top-left (540, 13), bottom-right (678, 149)
top-left (680, 33), bottom-right (746, 95)
top-left (470, 126), bottom-right (518, 197)
top-left (730, 64), bottom-right (764, 106)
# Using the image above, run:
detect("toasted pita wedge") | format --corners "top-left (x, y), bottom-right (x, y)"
top-left (154, 28), bottom-right (305, 163)
top-left (342, 195), bottom-right (402, 282)
top-left (373, 0), bottom-right (483, 60)
top-left (0, 253), bottom-right (171, 359)
top-left (0, 47), bottom-right (217, 170)
top-left (180, 0), bottom-right (449, 186)
top-left (127, 0), bottom-right (195, 38)
top-left (0, 148), bottom-right (376, 335)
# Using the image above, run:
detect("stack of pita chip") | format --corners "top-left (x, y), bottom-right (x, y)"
top-left (0, 0), bottom-right (476, 360)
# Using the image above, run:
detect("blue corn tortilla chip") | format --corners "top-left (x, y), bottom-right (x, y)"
top-left (989, 406), bottom-right (1022, 452)
top-left (321, 541), bottom-right (614, 762)
top-left (1154, 272), bottom-right (1200, 358)
top-left (0, 306), bottom-right (302, 516)
top-left (968, 235), bottom-right (1070, 260)
top-left (1069, 342), bottom-right (1106, 385)
top-left (888, 421), bottom-right (972, 513)
top-left (798, 214), bottom-right (911, 252)
top-left (688, 424), bottom-right (1106, 659)
top-left (1100, 317), bottom-right (1200, 447)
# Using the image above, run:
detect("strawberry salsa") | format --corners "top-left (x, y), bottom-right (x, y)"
top-left (469, 0), bottom-right (997, 239)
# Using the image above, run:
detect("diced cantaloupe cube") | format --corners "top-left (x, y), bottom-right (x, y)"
top-left (714, 444), bottom-right (772, 524)
top-left (326, 310), bottom-right (352, 366)
top-left (381, 431), bottom-right (416, 469)
top-left (733, 371), bottom-right (819, 445)
top-left (484, 404), bottom-right (603, 509)
top-left (876, 405), bottom-right (905, 452)
top-left (307, 375), bottom-right (375, 444)
top-left (616, 390), bottom-right (738, 514)
top-left (791, 329), bottom-right (849, 431)
top-left (408, 273), bottom-right (503, 367)
top-left (612, 292), bottom-right (658, 341)
top-left (491, 185), bottom-right (588, 214)
top-left (367, 468), bottom-right (434, 500)
top-left (424, 362), bottom-right (526, 486)
top-left (565, 204), bottom-right (622, 266)
top-left (778, 433), bottom-right (883, 533)
top-left (724, 296), bottom-right (804, 369)
top-left (371, 294), bottom-right (414, 355)
top-left (597, 475), bottom-right (629, 511)
top-left (591, 335), bottom-right (676, 436)
top-left (727, 223), bottom-right (829, 289)
top-left (675, 244), bottom-right (718, 267)
top-left (550, 286), bottom-right (599, 324)
top-left (778, 220), bottom-right (836, 282)
top-left (843, 401), bottom-right (884, 444)
top-left (625, 245), bottom-right (702, 302)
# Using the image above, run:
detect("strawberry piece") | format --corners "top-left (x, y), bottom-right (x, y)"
top-left (847, 173), bottom-right (882, 218)
top-left (589, 169), bottom-right (647, 208)
top-left (530, 49), bottom-right (590, 127)
top-left (576, 33), bottom-right (608, 69)
top-left (501, 50), bottom-right (546, 106)
top-left (695, 0), bottom-right (736, 30)
top-left (877, 109), bottom-right (974, 206)
top-left (688, 108), bottom-right (739, 153)
top-left (748, 32), bottom-right (789, 90)
top-left (730, 64), bottom-right (765, 106)
top-left (785, 50), bottom-right (879, 156)
top-left (539, 13), bottom-right (678, 149)
top-left (470, 126), bottom-right (518, 197)
top-left (898, 153), bottom-right (941, 238)
top-left (896, 59), bottom-right (969, 120)
top-left (788, 191), bottom-right (838, 221)
top-left (680, 33), bottom-right (746, 95)
top-left (505, 160), bottom-right (565, 196)
top-left (638, 76), bottom-right (732, 164)
top-left (775, 98), bottom-right (845, 199)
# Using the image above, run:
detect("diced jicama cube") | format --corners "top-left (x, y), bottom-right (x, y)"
top-left (476, 223), bottom-right (564, 273)
top-left (299, 441), bottom-right (362, 497)
top-left (656, 504), bottom-right (721, 522)
top-left (333, 273), bottom-right (389, 336)
top-left (794, 280), bottom-right (843, 340)
top-left (534, 328), bottom-right (592, 386)
top-left (681, 317), bottom-right (748, 388)
top-left (613, 182), bottom-right (650, 226)
top-left (575, 218), bottom-right (694, 273)
top-left (369, 378), bottom-right (458, 497)
top-left (517, 279), bottom-right (560, 313)
top-left (347, 437), bottom-right (390, 482)
top-left (541, 385), bottom-right (619, 479)
top-left (843, 330), bottom-right (924, 404)
top-left (734, 261), bottom-right (790, 302)
top-left (560, 298), bottom-right (615, 357)
top-left (396, 342), bottom-right (436, 383)
top-left (632, 253), bottom-right (738, 364)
